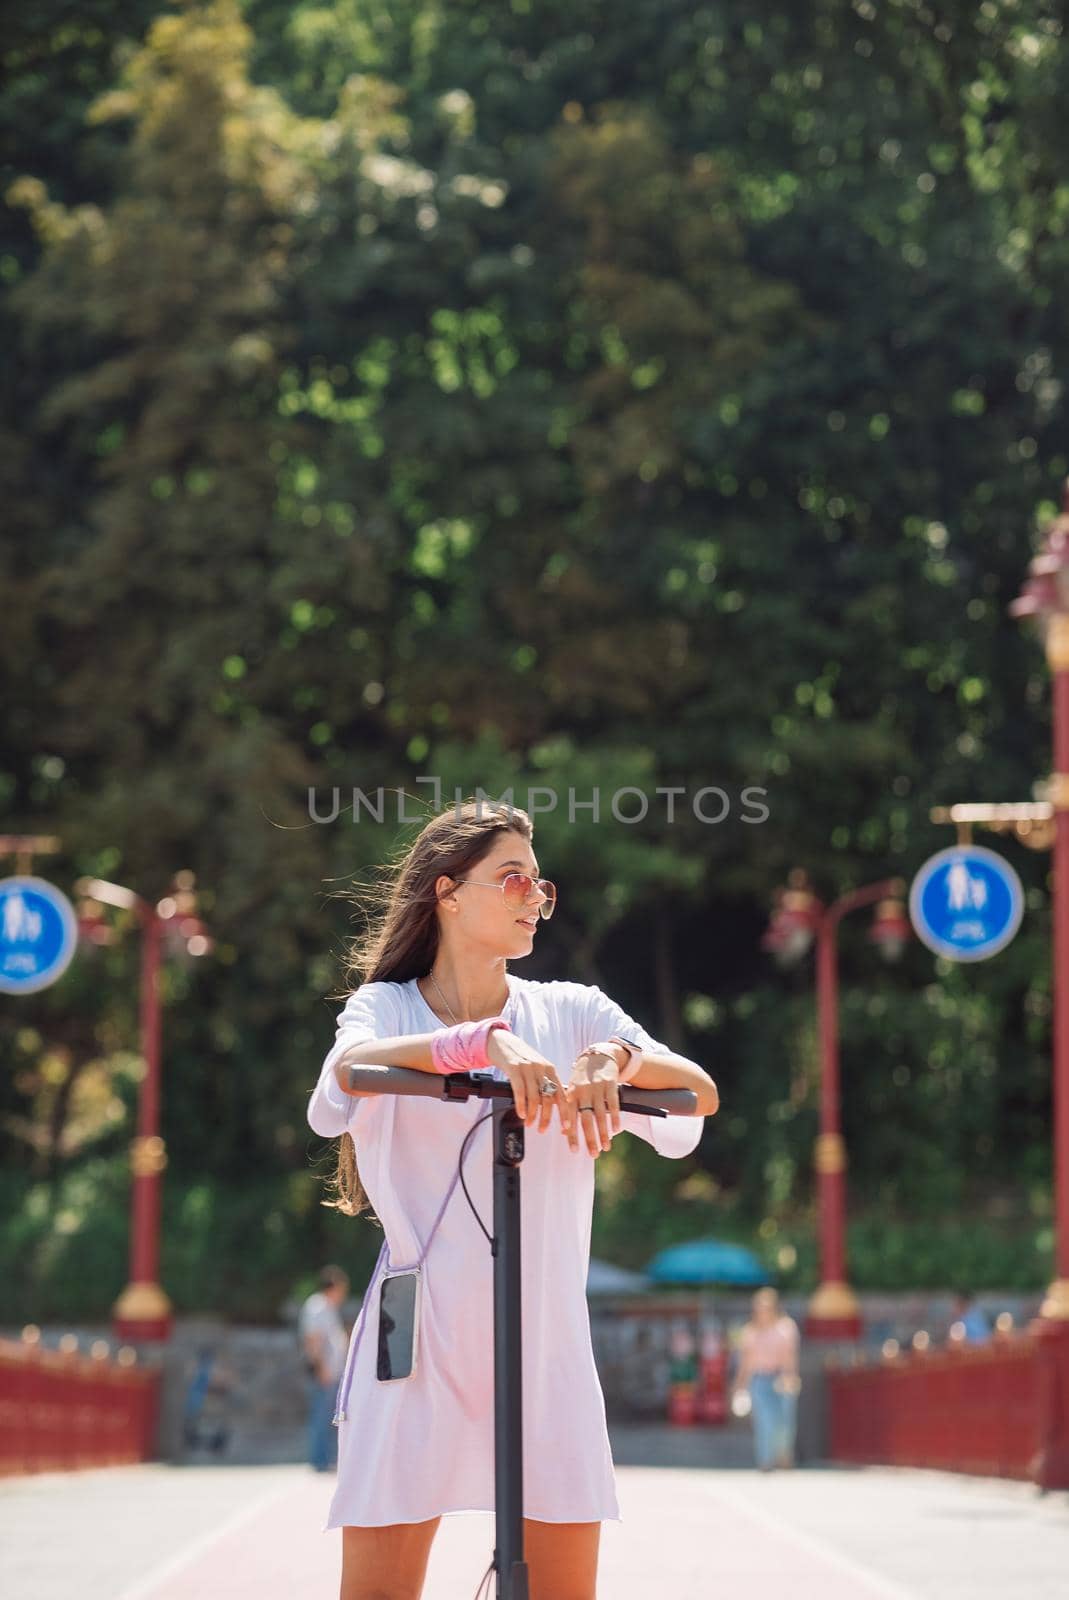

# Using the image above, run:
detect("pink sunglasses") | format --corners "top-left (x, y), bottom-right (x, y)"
top-left (451, 872), bottom-right (557, 919)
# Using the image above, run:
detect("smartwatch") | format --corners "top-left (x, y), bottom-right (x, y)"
top-left (608, 1034), bottom-right (644, 1082)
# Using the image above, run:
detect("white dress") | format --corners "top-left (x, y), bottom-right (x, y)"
top-left (306, 972), bottom-right (704, 1529)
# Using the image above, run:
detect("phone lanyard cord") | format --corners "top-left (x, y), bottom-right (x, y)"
top-left (332, 990), bottom-right (515, 1427)
top-left (332, 1155), bottom-right (468, 1426)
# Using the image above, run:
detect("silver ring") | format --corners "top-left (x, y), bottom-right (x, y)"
top-left (578, 1106), bottom-right (596, 1115)
top-left (539, 1078), bottom-right (558, 1096)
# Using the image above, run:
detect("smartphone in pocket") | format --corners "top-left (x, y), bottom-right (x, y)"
top-left (376, 1268), bottom-right (422, 1381)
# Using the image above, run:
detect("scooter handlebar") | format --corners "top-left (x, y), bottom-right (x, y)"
top-left (342, 1063), bottom-right (696, 1118)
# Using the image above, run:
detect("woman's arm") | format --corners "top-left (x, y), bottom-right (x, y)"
top-left (302, 1327), bottom-right (328, 1380)
top-left (731, 1331), bottom-right (753, 1395)
top-left (625, 1050), bottom-right (719, 1117)
top-left (333, 1028), bottom-right (565, 1125)
top-left (583, 1038), bottom-right (718, 1117)
top-left (578, 985), bottom-right (718, 1119)
top-left (731, 1358), bottom-right (751, 1394)
top-left (332, 1033), bottom-right (442, 1096)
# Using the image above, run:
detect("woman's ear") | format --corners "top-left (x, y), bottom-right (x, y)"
top-left (435, 873), bottom-right (459, 909)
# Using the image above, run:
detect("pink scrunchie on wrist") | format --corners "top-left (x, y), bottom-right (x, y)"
top-left (430, 1017), bottom-right (512, 1075)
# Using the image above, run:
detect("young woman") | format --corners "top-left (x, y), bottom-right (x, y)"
top-left (307, 800), bottom-right (719, 1600)
top-left (729, 1287), bottom-right (801, 1473)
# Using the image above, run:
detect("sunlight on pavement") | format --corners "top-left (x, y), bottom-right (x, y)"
top-left (2, 1461), bottom-right (1068, 1600)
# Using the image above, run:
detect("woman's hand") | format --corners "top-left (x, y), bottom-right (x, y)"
top-left (560, 1042), bottom-right (628, 1156)
top-left (729, 1367), bottom-right (749, 1403)
top-left (485, 1028), bottom-right (566, 1130)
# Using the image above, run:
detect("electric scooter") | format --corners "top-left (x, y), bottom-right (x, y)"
top-left (344, 1063), bottom-right (697, 1600)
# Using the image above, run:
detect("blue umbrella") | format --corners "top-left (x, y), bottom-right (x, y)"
top-left (645, 1237), bottom-right (772, 1286)
top-left (586, 1257), bottom-right (650, 1295)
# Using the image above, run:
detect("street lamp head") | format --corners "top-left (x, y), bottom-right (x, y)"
top-left (1010, 479), bottom-right (1069, 630)
top-left (1008, 571), bottom-right (1057, 622)
top-left (762, 869), bottom-right (822, 968)
top-left (162, 913), bottom-right (212, 961)
top-left (157, 873), bottom-right (212, 959)
top-left (868, 888), bottom-right (911, 964)
top-left (75, 899), bottom-right (115, 948)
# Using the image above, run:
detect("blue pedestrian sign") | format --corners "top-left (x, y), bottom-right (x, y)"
top-left (0, 876), bottom-right (79, 994)
top-left (909, 846), bottom-right (1024, 962)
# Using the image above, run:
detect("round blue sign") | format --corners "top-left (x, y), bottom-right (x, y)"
top-left (909, 846), bottom-right (1024, 962)
top-left (0, 876), bottom-right (79, 994)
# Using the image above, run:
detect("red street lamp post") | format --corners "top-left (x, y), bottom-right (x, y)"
top-left (1011, 481), bottom-right (1069, 1331)
top-left (763, 871), bottom-right (911, 1339)
top-left (76, 872), bottom-right (211, 1342)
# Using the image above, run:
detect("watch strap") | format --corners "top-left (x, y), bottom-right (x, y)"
top-left (608, 1033), bottom-right (644, 1082)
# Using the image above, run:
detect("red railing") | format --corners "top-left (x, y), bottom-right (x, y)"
top-left (0, 1334), bottom-right (160, 1475)
top-left (827, 1329), bottom-right (1069, 1486)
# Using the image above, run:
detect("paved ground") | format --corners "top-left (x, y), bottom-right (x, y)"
top-left (3, 1438), bottom-right (1068, 1598)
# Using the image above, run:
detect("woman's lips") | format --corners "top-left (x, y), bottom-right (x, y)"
top-left (516, 917), bottom-right (537, 931)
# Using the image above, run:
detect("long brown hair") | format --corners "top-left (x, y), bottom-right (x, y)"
top-left (322, 798), bottom-right (534, 1218)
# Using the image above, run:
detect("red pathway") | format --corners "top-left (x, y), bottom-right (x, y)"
top-left (114, 1466), bottom-right (921, 1600)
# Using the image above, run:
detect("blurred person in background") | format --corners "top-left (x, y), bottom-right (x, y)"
top-left (181, 1344), bottom-right (233, 1457)
top-left (730, 1286), bottom-right (801, 1472)
top-left (300, 1264), bottom-right (350, 1472)
top-left (949, 1289), bottom-right (992, 1344)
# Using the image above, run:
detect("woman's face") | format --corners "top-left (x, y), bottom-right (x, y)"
top-left (437, 834), bottom-right (551, 959)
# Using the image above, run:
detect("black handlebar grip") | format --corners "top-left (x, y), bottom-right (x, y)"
top-left (342, 1063), bottom-right (697, 1117)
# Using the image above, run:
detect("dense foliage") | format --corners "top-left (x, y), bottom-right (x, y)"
top-left (2, 1), bottom-right (1066, 1318)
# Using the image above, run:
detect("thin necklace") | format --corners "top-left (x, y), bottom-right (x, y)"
top-left (426, 969), bottom-right (510, 1025)
top-left (427, 970), bottom-right (460, 1024)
